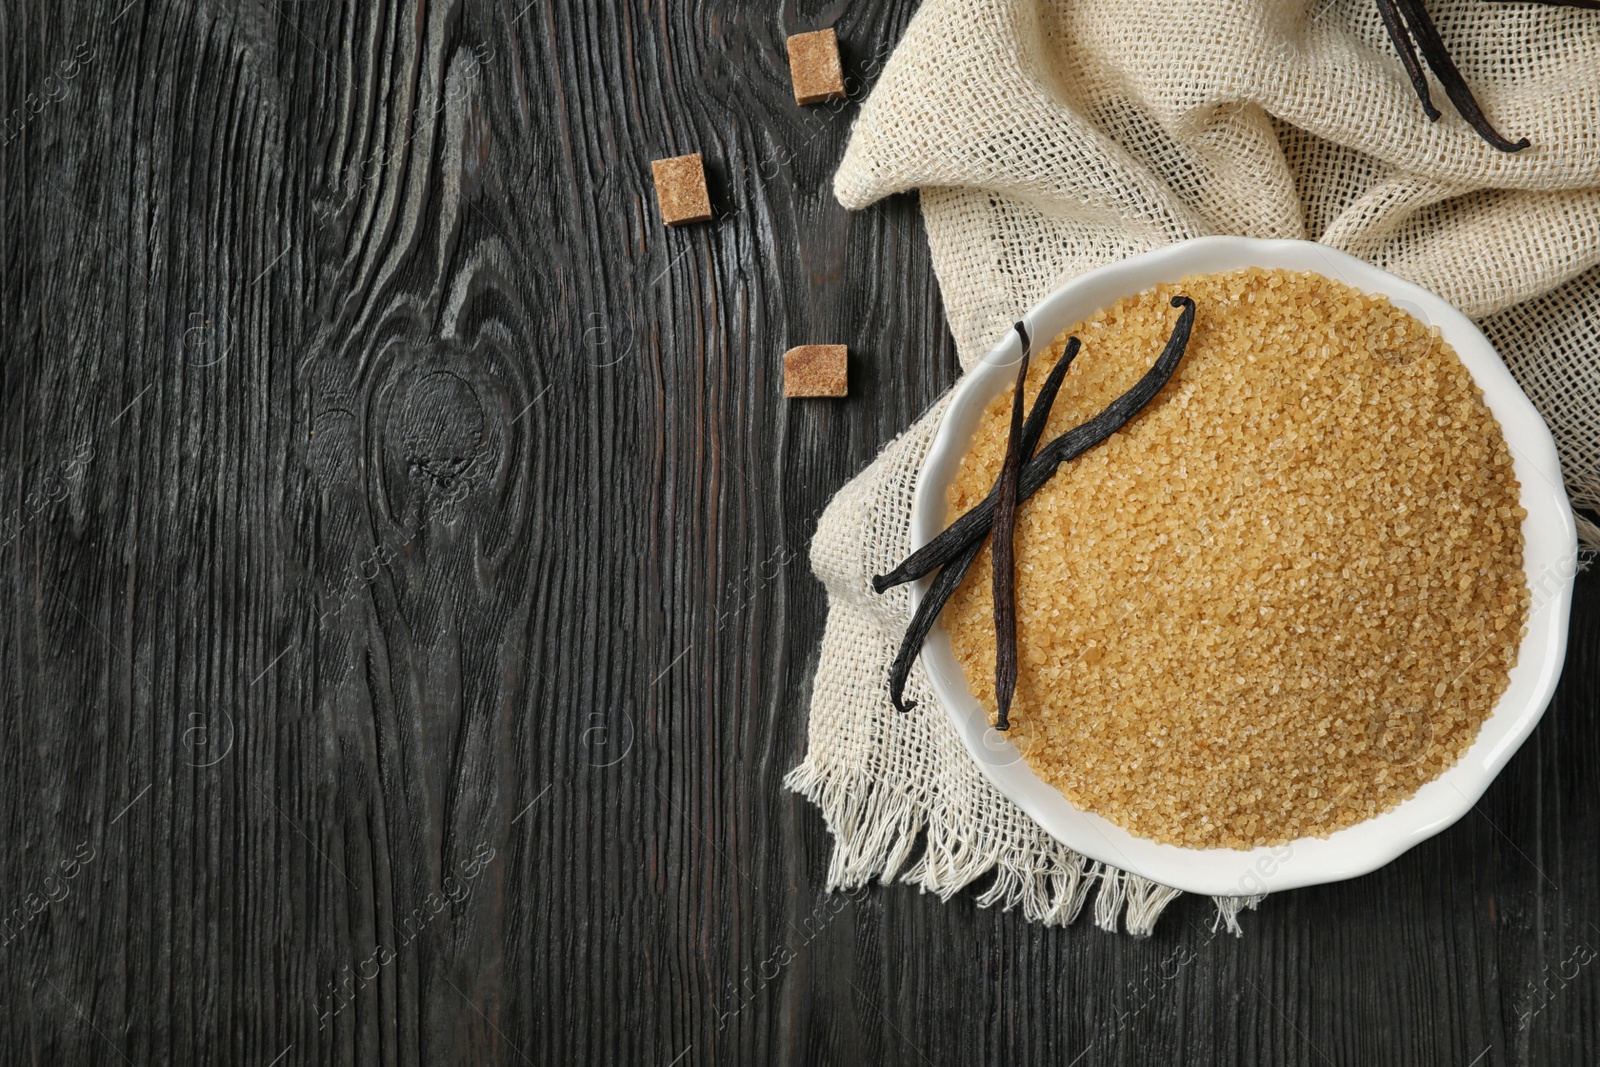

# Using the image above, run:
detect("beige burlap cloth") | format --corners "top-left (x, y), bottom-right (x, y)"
top-left (786, 0), bottom-right (1600, 935)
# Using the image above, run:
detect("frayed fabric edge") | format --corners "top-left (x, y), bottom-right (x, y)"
top-left (785, 756), bottom-right (1258, 937)
top-left (1576, 512), bottom-right (1600, 556)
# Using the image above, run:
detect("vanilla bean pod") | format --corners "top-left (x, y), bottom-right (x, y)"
top-left (886, 333), bottom-right (1079, 713)
top-left (874, 296), bottom-right (1196, 595)
top-left (1383, 0), bottom-right (1532, 151)
top-left (1376, 0), bottom-right (1441, 120)
top-left (885, 528), bottom-right (983, 714)
top-left (990, 324), bottom-right (1032, 730)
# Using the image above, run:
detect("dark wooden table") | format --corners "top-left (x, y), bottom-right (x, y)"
top-left (4, 1), bottom-right (1597, 1063)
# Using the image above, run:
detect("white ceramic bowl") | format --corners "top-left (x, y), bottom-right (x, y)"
top-left (911, 236), bottom-right (1578, 896)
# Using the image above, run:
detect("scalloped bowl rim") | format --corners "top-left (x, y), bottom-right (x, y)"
top-left (910, 236), bottom-right (1577, 897)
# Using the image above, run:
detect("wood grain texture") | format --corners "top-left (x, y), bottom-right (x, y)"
top-left (1, 0), bottom-right (1597, 1064)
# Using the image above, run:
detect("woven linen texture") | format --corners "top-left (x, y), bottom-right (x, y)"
top-left (789, 0), bottom-right (1600, 935)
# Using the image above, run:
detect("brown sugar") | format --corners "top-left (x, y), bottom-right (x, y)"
top-left (784, 345), bottom-right (848, 398)
top-left (650, 153), bottom-right (712, 226)
top-left (943, 267), bottom-right (1527, 849)
top-left (786, 29), bottom-right (847, 105)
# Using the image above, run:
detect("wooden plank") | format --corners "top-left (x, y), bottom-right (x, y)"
top-left (2, 0), bottom-right (1598, 1063)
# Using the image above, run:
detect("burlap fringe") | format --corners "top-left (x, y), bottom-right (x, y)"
top-left (786, 758), bottom-right (1249, 938)
top-left (1577, 513), bottom-right (1600, 555)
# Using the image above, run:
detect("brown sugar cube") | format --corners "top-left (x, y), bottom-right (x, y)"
top-left (786, 29), bottom-right (846, 106)
top-left (783, 345), bottom-right (848, 398)
top-left (650, 153), bottom-right (712, 226)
